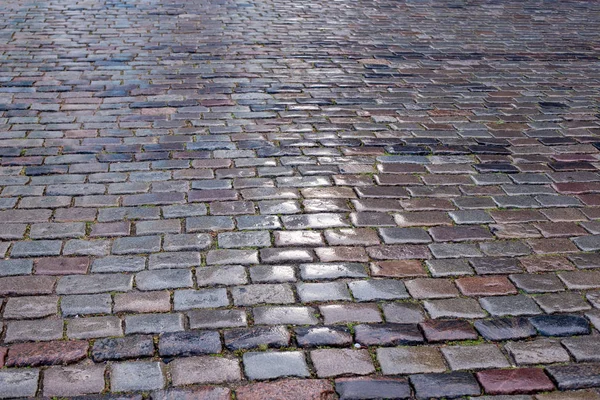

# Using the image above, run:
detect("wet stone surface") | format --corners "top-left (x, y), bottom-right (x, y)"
top-left (0, 0), bottom-right (600, 397)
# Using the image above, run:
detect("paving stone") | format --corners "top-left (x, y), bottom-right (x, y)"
top-left (243, 351), bottom-right (309, 380)
top-left (379, 227), bottom-right (432, 244)
top-left (476, 368), bottom-right (555, 395)
top-left (5, 319), bottom-right (64, 343)
top-left (159, 331), bottom-right (221, 356)
top-left (480, 295), bottom-right (542, 316)
top-left (429, 243), bottom-right (482, 258)
top-left (35, 256), bottom-right (90, 275)
top-left (546, 363), bottom-right (600, 390)
top-left (136, 269), bottom-right (193, 290)
top-left (426, 259), bottom-right (474, 277)
top-left (196, 265), bottom-right (248, 286)
top-left (30, 222), bottom-right (86, 239)
top-left (92, 256), bottom-right (146, 273)
top-left (349, 279), bottom-right (409, 301)
top-left (534, 292), bottom-right (591, 313)
top-left (188, 309), bottom-right (248, 329)
top-left (424, 298), bottom-right (487, 319)
top-left (510, 273), bottom-right (564, 293)
top-left (187, 216), bottom-right (235, 232)
top-left (300, 262), bottom-right (368, 280)
top-left (3, 295), bottom-right (58, 319)
top-left (506, 339), bottom-right (571, 365)
top-left (111, 362), bottom-right (165, 392)
top-left (296, 326), bottom-right (353, 347)
top-left (475, 318), bottom-right (537, 341)
top-left (562, 336), bottom-right (600, 362)
top-left (6, 340), bottom-right (88, 367)
top-left (410, 372), bottom-right (481, 400)
top-left (224, 326), bottom-right (290, 350)
top-left (235, 379), bottom-right (334, 400)
top-left (149, 252), bottom-right (200, 270)
top-left (163, 233), bottom-right (212, 251)
top-left (529, 315), bottom-right (591, 337)
top-left (354, 323), bottom-right (424, 346)
top-left (0, 369), bottom-right (40, 398)
top-left (219, 231), bottom-right (271, 248)
top-left (535, 389), bottom-right (600, 400)
top-left (125, 313), bottom-right (185, 334)
top-left (11, 240), bottom-right (62, 257)
top-left (297, 281), bottom-right (351, 302)
top-left (232, 283), bottom-right (294, 305)
top-left (0, 259), bottom-right (33, 276)
top-left (311, 349), bottom-right (375, 377)
top-left (442, 344), bottom-right (510, 370)
top-left (112, 236), bottom-right (161, 254)
top-left (114, 291), bottom-right (171, 313)
top-left (92, 335), bottom-right (155, 362)
top-left (405, 278), bottom-right (459, 299)
top-left (151, 387), bottom-right (231, 400)
top-left (43, 364), bottom-right (105, 397)
top-left (370, 260), bottom-right (427, 278)
top-left (320, 303), bottom-right (383, 324)
top-left (67, 316), bottom-right (123, 339)
top-left (57, 274), bottom-right (132, 294)
top-left (471, 257), bottom-right (522, 275)
top-left (253, 306), bottom-right (318, 325)
top-left (206, 249), bottom-right (259, 265)
top-left (0, 275), bottom-right (56, 296)
top-left (558, 271), bottom-right (600, 289)
top-left (249, 264), bottom-right (296, 283)
top-left (420, 319), bottom-right (479, 342)
top-left (335, 377), bottom-right (412, 400)
top-left (377, 346), bottom-right (447, 375)
top-left (170, 356), bottom-right (241, 386)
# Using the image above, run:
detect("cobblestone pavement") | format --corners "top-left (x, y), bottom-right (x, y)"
top-left (1, 0), bottom-right (600, 398)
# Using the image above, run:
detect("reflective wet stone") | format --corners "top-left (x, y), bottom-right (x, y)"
top-left (529, 315), bottom-right (591, 337)
top-left (295, 326), bottom-right (353, 348)
top-left (354, 323), bottom-right (424, 346)
top-left (474, 317), bottom-right (537, 341)
top-left (410, 372), bottom-right (481, 400)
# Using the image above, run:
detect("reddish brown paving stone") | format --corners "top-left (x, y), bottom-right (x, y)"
top-left (152, 387), bottom-right (232, 400)
top-left (476, 368), bottom-right (555, 395)
top-left (35, 257), bottom-right (90, 275)
top-left (235, 379), bottom-right (336, 400)
top-left (420, 319), bottom-right (479, 342)
top-left (370, 260), bottom-right (428, 278)
top-left (6, 340), bottom-right (89, 367)
top-left (456, 276), bottom-right (517, 296)
top-left (0, 275), bottom-right (56, 296)
top-left (527, 239), bottom-right (580, 254)
top-left (0, 347), bottom-right (7, 367)
top-left (519, 256), bottom-right (575, 272)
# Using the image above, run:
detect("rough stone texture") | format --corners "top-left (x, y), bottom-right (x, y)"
top-left (236, 379), bottom-right (335, 400)
top-left (2, 0), bottom-right (600, 397)
top-left (311, 349), bottom-right (375, 377)
top-left (43, 364), bottom-right (106, 397)
top-left (92, 335), bottom-right (155, 362)
top-left (111, 362), bottom-right (166, 392)
top-left (377, 347), bottom-right (447, 375)
top-left (410, 372), bottom-right (481, 400)
top-left (170, 357), bottom-right (242, 386)
top-left (6, 340), bottom-right (88, 367)
top-left (476, 368), bottom-right (555, 395)
top-left (0, 369), bottom-right (40, 398)
top-left (243, 351), bottom-right (310, 380)
top-left (335, 377), bottom-right (412, 400)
